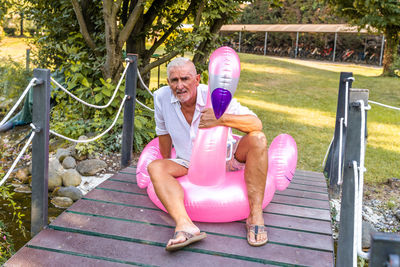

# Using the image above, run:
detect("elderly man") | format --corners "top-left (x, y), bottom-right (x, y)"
top-left (147, 57), bottom-right (268, 251)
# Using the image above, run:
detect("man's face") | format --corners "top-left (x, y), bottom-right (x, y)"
top-left (167, 62), bottom-right (200, 104)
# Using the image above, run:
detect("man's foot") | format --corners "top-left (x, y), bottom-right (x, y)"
top-left (165, 231), bottom-right (207, 252)
top-left (246, 220), bottom-right (268, 247)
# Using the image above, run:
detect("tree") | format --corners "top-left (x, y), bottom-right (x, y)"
top-left (28, 0), bottom-right (245, 84)
top-left (326, 0), bottom-right (400, 76)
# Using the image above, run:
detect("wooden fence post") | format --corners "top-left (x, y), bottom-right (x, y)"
top-left (336, 88), bottom-right (369, 267)
top-left (324, 72), bottom-right (353, 196)
top-left (31, 69), bottom-right (51, 236)
top-left (121, 54), bottom-right (138, 169)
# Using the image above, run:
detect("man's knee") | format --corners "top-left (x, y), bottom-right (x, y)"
top-left (147, 159), bottom-right (165, 179)
top-left (247, 131), bottom-right (268, 150)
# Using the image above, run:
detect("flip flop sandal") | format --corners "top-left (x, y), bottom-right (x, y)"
top-left (165, 231), bottom-right (207, 252)
top-left (246, 222), bottom-right (268, 247)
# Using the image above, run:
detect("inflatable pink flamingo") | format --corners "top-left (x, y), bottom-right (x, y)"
top-left (136, 46), bottom-right (297, 222)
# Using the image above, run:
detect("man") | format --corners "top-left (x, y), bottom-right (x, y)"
top-left (147, 57), bottom-right (268, 251)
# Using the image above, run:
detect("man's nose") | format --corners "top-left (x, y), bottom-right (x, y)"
top-left (176, 79), bottom-right (184, 89)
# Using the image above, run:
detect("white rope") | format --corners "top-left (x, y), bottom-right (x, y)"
top-left (0, 129), bottom-right (36, 187)
top-left (135, 99), bottom-right (154, 112)
top-left (337, 117), bottom-right (344, 185)
top-left (49, 95), bottom-right (128, 143)
top-left (0, 78), bottom-right (37, 127)
top-left (322, 136), bottom-right (334, 167)
top-left (137, 68), bottom-right (154, 96)
top-left (369, 100), bottom-right (400, 111)
top-left (50, 62), bottom-right (130, 109)
top-left (344, 77), bottom-right (354, 127)
top-left (352, 100), bottom-right (369, 262)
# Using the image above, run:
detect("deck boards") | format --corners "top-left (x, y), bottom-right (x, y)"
top-left (6, 168), bottom-right (334, 267)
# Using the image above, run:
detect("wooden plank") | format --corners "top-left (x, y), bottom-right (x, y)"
top-left (291, 179), bottom-right (327, 187)
top-left (65, 199), bottom-right (333, 251)
top-left (276, 189), bottom-right (329, 201)
top-left (5, 246), bottom-right (132, 267)
top-left (84, 189), bottom-right (332, 235)
top-left (271, 194), bottom-right (330, 210)
top-left (265, 203), bottom-right (331, 221)
top-left (109, 173), bottom-right (137, 183)
top-left (287, 183), bottom-right (328, 194)
top-left (26, 229), bottom-right (268, 267)
top-left (120, 166), bottom-right (137, 174)
top-left (50, 212), bottom-right (333, 266)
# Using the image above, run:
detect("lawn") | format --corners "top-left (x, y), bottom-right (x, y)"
top-left (149, 53), bottom-right (400, 185)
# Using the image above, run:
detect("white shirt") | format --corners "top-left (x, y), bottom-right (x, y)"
top-left (154, 84), bottom-right (256, 161)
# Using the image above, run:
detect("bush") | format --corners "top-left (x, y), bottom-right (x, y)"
top-left (3, 27), bottom-right (16, 36)
top-left (392, 55), bottom-right (400, 77)
top-left (0, 220), bottom-right (15, 265)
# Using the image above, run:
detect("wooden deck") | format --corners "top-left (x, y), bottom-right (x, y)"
top-left (6, 167), bottom-right (334, 267)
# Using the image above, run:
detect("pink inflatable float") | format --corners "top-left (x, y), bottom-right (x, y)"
top-left (136, 46), bottom-right (297, 222)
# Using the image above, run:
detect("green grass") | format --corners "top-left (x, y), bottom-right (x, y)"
top-left (149, 53), bottom-right (400, 185)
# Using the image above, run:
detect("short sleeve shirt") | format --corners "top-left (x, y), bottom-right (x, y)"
top-left (154, 84), bottom-right (256, 161)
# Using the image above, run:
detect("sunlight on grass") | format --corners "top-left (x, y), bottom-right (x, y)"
top-left (368, 122), bottom-right (400, 153)
top-left (239, 98), bottom-right (335, 129)
top-left (241, 62), bottom-right (299, 75)
top-left (267, 56), bottom-right (383, 77)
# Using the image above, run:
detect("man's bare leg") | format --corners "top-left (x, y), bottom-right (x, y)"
top-left (147, 159), bottom-right (202, 247)
top-left (234, 131), bottom-right (268, 244)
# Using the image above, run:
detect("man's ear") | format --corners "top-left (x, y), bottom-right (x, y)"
top-left (196, 74), bottom-right (201, 84)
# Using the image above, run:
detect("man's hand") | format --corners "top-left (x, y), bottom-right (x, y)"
top-left (199, 108), bottom-right (220, 128)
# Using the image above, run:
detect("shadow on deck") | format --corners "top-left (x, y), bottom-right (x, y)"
top-left (6, 167), bottom-right (334, 267)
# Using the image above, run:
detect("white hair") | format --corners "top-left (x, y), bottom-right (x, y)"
top-left (167, 57), bottom-right (196, 78)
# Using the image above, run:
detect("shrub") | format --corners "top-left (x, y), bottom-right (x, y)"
top-left (3, 27), bottom-right (16, 36)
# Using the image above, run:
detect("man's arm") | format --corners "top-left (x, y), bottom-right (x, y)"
top-left (159, 134), bottom-right (173, 159)
top-left (199, 108), bottom-right (262, 133)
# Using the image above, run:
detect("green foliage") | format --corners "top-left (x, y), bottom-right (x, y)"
top-left (0, 57), bottom-right (32, 110)
top-left (0, 220), bottom-right (15, 265)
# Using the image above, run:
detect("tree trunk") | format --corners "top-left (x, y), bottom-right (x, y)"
top-left (382, 28), bottom-right (399, 76)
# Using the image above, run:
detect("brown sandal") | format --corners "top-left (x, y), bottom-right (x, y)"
top-left (165, 231), bottom-right (207, 252)
top-left (246, 222), bottom-right (268, 247)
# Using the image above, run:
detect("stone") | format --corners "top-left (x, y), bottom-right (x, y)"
top-left (61, 169), bottom-right (82, 187)
top-left (14, 184), bottom-right (32, 193)
top-left (362, 220), bottom-right (377, 249)
top-left (62, 156), bottom-right (76, 169)
top-left (56, 148), bottom-right (71, 163)
top-left (48, 158), bottom-right (63, 190)
top-left (57, 186), bottom-right (83, 201)
top-left (387, 177), bottom-right (400, 189)
top-left (76, 159), bottom-right (107, 176)
top-left (14, 167), bottom-right (30, 183)
top-left (51, 197), bottom-right (73, 209)
top-left (395, 210), bottom-right (400, 222)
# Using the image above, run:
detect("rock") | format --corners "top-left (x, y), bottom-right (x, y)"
top-left (56, 148), bottom-right (71, 163)
top-left (76, 159), bottom-right (107, 176)
top-left (71, 136), bottom-right (89, 161)
top-left (14, 184), bottom-right (32, 193)
top-left (387, 177), bottom-right (400, 189)
top-left (57, 186), bottom-right (83, 201)
top-left (48, 158), bottom-right (63, 190)
top-left (62, 156), bottom-right (76, 169)
top-left (362, 220), bottom-right (377, 248)
top-left (395, 210), bottom-right (400, 222)
top-left (14, 167), bottom-right (30, 183)
top-left (61, 169), bottom-right (82, 187)
top-left (51, 197), bottom-right (73, 208)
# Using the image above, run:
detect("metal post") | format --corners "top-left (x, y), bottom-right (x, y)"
top-left (333, 32), bottom-right (337, 62)
top-left (379, 35), bottom-right (385, 66)
top-left (336, 88), bottom-right (369, 267)
top-left (31, 69), bottom-right (51, 237)
top-left (325, 72), bottom-right (353, 196)
top-left (238, 31), bottom-right (241, 53)
top-left (121, 54), bottom-right (138, 169)
top-left (264, 32), bottom-right (268, 56)
top-left (370, 232), bottom-right (400, 266)
top-left (26, 49), bottom-right (30, 71)
top-left (295, 32), bottom-right (299, 58)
